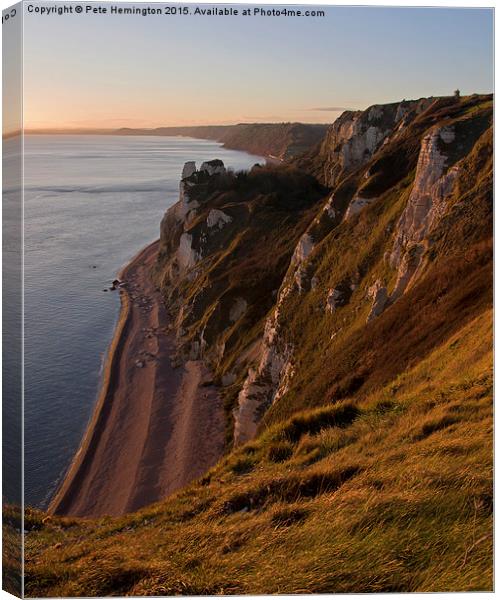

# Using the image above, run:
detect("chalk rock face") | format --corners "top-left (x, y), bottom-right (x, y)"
top-left (294, 263), bottom-right (310, 292)
top-left (176, 161), bottom-right (204, 222)
top-left (322, 194), bottom-right (337, 220)
top-left (393, 126), bottom-right (455, 245)
top-left (390, 125), bottom-right (459, 299)
top-left (160, 159), bottom-right (229, 282)
top-left (177, 233), bottom-right (201, 271)
top-left (326, 288), bottom-right (344, 312)
top-left (234, 347), bottom-right (295, 444)
top-left (367, 280), bottom-right (388, 322)
top-left (233, 271), bottom-right (297, 446)
top-left (176, 180), bottom-right (199, 223)
top-left (326, 285), bottom-right (355, 312)
top-left (207, 209), bottom-right (232, 229)
top-left (233, 368), bottom-right (267, 444)
top-left (199, 159), bottom-right (226, 176)
top-left (176, 160), bottom-right (227, 222)
top-left (233, 309), bottom-right (293, 445)
top-left (181, 161), bottom-right (197, 180)
top-left (318, 108), bottom-right (388, 188)
top-left (287, 232), bottom-right (316, 293)
top-left (344, 195), bottom-right (378, 220)
top-left (318, 98), bottom-right (434, 189)
top-left (291, 233), bottom-right (314, 266)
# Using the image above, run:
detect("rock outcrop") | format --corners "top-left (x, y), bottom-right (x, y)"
top-left (199, 159), bottom-right (226, 176)
top-left (181, 161), bottom-right (196, 180)
top-left (366, 280), bottom-right (388, 322)
top-left (344, 194), bottom-right (378, 220)
top-left (233, 282), bottom-right (294, 445)
top-left (389, 116), bottom-right (490, 301)
top-left (315, 98), bottom-right (435, 189)
top-left (207, 209), bottom-right (232, 229)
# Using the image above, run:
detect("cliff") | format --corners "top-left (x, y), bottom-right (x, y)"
top-left (26, 94), bottom-right (492, 595)
top-left (152, 159), bottom-right (327, 442)
top-left (299, 98), bottom-right (434, 188)
top-left (115, 122), bottom-right (328, 160)
top-left (153, 94), bottom-right (492, 448)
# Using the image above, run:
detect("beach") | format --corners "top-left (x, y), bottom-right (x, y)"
top-left (48, 241), bottom-right (225, 517)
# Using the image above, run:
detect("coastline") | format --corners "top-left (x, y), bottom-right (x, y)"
top-left (48, 240), bottom-right (225, 517)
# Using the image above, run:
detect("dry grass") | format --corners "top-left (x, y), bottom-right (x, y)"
top-left (25, 310), bottom-right (492, 596)
top-left (2, 504), bottom-right (22, 596)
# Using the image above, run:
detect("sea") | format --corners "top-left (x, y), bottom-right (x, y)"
top-left (16, 134), bottom-right (262, 508)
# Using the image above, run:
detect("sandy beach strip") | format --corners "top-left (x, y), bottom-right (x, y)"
top-left (48, 240), bottom-right (225, 518)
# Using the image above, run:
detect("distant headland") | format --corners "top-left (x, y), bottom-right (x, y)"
top-left (24, 122), bottom-right (329, 161)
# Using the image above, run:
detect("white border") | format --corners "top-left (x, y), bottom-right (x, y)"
top-left (0, 2), bottom-right (495, 599)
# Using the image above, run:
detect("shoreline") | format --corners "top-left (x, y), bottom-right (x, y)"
top-left (48, 240), bottom-right (225, 517)
top-left (47, 242), bottom-right (154, 516)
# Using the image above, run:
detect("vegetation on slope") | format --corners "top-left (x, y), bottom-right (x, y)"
top-left (24, 95), bottom-right (493, 595)
top-left (241, 95), bottom-right (492, 422)
top-left (25, 309), bottom-right (492, 595)
top-left (2, 504), bottom-right (22, 596)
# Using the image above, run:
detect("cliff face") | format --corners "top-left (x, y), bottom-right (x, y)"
top-left (217, 123), bottom-right (328, 161)
top-left (153, 160), bottom-right (327, 441)
top-left (152, 94), bottom-right (492, 448)
top-left (116, 122), bottom-right (328, 161)
top-left (248, 95), bottom-right (491, 431)
top-left (317, 99), bottom-right (435, 187)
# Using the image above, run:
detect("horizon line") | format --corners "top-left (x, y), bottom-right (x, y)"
top-left (9, 92), bottom-right (494, 138)
top-left (21, 121), bottom-right (331, 134)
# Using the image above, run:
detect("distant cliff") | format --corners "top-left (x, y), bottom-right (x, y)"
top-left (115, 122), bottom-right (328, 161)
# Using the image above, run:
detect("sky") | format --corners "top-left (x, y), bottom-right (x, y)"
top-left (18, 3), bottom-right (494, 130)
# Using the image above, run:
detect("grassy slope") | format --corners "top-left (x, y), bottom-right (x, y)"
top-left (2, 505), bottom-right (22, 596)
top-left (262, 97), bottom-right (492, 427)
top-left (25, 309), bottom-right (492, 595)
top-left (24, 97), bottom-right (492, 595)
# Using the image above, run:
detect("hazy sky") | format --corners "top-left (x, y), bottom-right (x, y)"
top-left (21, 4), bottom-right (493, 130)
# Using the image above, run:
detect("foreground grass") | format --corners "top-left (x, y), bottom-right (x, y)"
top-left (2, 504), bottom-right (22, 596)
top-left (25, 310), bottom-right (492, 596)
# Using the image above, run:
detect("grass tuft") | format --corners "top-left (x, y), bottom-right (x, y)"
top-left (270, 402), bottom-right (361, 444)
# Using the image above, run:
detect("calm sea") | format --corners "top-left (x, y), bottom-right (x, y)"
top-left (22, 134), bottom-right (262, 508)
